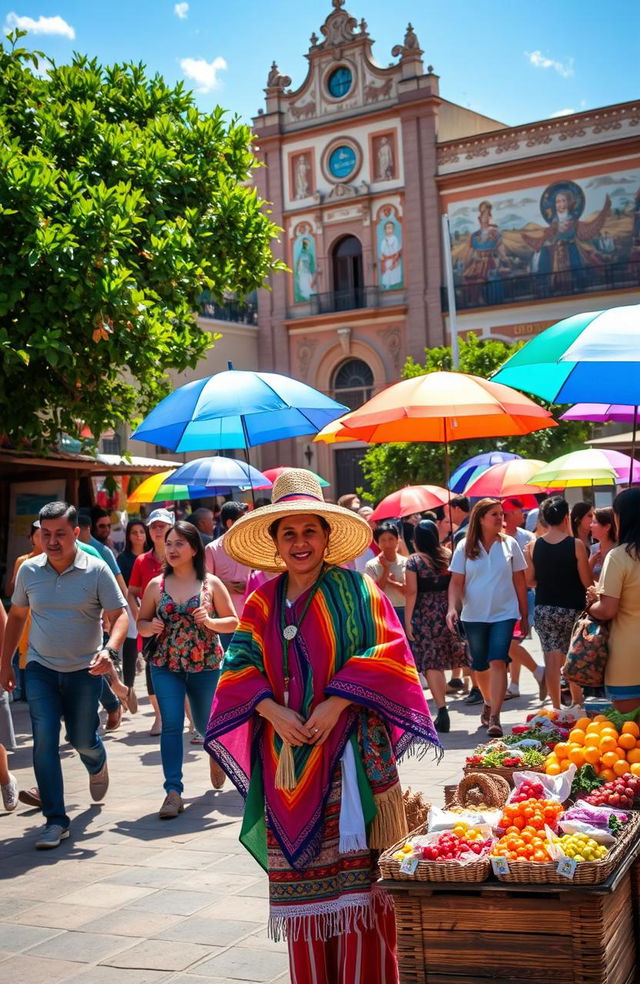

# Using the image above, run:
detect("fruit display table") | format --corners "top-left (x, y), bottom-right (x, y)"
top-left (380, 847), bottom-right (640, 984)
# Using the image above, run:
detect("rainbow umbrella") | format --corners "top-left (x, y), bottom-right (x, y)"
top-left (464, 459), bottom-right (557, 498)
top-left (523, 449), bottom-right (640, 489)
top-left (449, 451), bottom-right (522, 493)
top-left (127, 470), bottom-right (229, 504)
top-left (252, 466), bottom-right (329, 491)
top-left (370, 485), bottom-right (450, 522)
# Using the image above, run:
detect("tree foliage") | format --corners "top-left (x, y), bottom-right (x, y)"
top-left (0, 33), bottom-right (285, 448)
top-left (360, 335), bottom-right (590, 501)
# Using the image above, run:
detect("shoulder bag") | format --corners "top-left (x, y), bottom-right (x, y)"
top-left (562, 610), bottom-right (610, 688)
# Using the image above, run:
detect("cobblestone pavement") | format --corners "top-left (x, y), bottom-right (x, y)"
top-left (0, 642), bottom-right (543, 983)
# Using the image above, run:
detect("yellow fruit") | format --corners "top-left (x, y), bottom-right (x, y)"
top-left (622, 721), bottom-right (640, 738)
top-left (614, 760), bottom-right (630, 777)
top-left (586, 722), bottom-right (603, 734)
top-left (599, 736), bottom-right (618, 754)
top-left (575, 717), bottom-right (591, 730)
top-left (629, 763), bottom-right (640, 777)
top-left (594, 715), bottom-right (609, 722)
top-left (583, 746), bottom-right (601, 766)
top-left (601, 751), bottom-right (619, 769)
top-left (569, 729), bottom-right (586, 745)
top-left (600, 728), bottom-right (619, 742)
top-left (554, 742), bottom-right (569, 760)
top-left (584, 734), bottom-right (601, 747)
top-left (568, 748), bottom-right (586, 768)
top-left (546, 763), bottom-right (561, 776)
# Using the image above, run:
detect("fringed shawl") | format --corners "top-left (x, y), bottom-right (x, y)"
top-left (204, 567), bottom-right (440, 869)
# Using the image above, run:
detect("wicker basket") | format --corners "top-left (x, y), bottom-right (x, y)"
top-left (493, 813), bottom-right (640, 885)
top-left (402, 788), bottom-right (430, 831)
top-left (378, 821), bottom-right (491, 883)
top-left (463, 764), bottom-right (543, 787)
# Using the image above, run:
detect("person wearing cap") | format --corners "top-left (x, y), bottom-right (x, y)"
top-left (128, 508), bottom-right (175, 736)
top-left (502, 499), bottom-right (545, 702)
top-left (204, 469), bottom-right (440, 983)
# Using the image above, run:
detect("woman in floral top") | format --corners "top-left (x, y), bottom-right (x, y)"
top-left (138, 521), bottom-right (238, 818)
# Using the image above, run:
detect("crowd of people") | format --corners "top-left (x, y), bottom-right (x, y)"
top-left (1, 473), bottom-right (640, 983)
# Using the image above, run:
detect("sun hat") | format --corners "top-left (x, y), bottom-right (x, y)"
top-left (223, 468), bottom-right (372, 573)
top-left (146, 508), bottom-right (175, 527)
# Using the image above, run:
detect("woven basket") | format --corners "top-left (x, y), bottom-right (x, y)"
top-left (402, 788), bottom-right (431, 831)
top-left (462, 764), bottom-right (543, 787)
top-left (378, 821), bottom-right (491, 883)
top-left (493, 813), bottom-right (640, 885)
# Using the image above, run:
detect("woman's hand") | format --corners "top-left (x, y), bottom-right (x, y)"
top-left (446, 608), bottom-right (459, 633)
top-left (257, 699), bottom-right (313, 747)
top-left (586, 584), bottom-right (599, 607)
top-left (305, 696), bottom-right (351, 746)
top-left (519, 617), bottom-right (529, 638)
top-left (406, 624), bottom-right (415, 642)
top-left (149, 617), bottom-right (164, 635)
top-left (192, 605), bottom-right (210, 627)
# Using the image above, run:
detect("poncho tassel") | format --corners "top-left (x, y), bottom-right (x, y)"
top-left (368, 781), bottom-right (408, 850)
top-left (274, 741), bottom-right (297, 791)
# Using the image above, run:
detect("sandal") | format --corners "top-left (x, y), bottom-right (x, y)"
top-left (126, 687), bottom-right (138, 714)
top-left (480, 703), bottom-right (491, 727)
top-left (487, 717), bottom-right (503, 738)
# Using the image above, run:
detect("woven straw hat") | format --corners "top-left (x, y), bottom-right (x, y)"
top-left (223, 468), bottom-right (372, 573)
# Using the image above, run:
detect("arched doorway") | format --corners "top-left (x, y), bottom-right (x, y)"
top-left (331, 357), bottom-right (374, 496)
top-left (331, 235), bottom-right (364, 310)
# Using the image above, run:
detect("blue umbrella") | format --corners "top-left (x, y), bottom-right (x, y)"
top-left (166, 456), bottom-right (271, 490)
top-left (131, 367), bottom-right (349, 452)
top-left (448, 451), bottom-right (522, 493)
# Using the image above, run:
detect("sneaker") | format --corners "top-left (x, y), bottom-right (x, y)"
top-left (464, 686), bottom-right (483, 705)
top-left (1, 773), bottom-right (18, 812)
top-left (446, 678), bottom-right (465, 695)
top-left (35, 824), bottom-right (70, 850)
top-left (104, 707), bottom-right (122, 732)
top-left (433, 707), bottom-right (450, 734)
top-left (159, 791), bottom-right (184, 819)
top-left (89, 762), bottom-right (109, 802)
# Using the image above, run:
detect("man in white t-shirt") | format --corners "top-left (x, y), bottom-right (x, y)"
top-left (365, 522), bottom-right (407, 627)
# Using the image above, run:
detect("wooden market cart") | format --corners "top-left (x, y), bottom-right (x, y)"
top-left (380, 844), bottom-right (640, 984)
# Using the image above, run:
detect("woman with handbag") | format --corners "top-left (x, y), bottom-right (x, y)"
top-left (137, 521), bottom-right (238, 818)
top-left (587, 489), bottom-right (640, 712)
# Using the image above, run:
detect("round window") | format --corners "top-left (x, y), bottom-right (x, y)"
top-left (328, 145), bottom-right (357, 181)
top-left (327, 66), bottom-right (353, 99)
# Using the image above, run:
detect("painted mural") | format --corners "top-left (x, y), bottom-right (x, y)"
top-left (376, 205), bottom-right (403, 290)
top-left (292, 224), bottom-right (317, 303)
top-left (448, 168), bottom-right (640, 301)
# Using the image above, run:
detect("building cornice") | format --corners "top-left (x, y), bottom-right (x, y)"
top-left (285, 303), bottom-right (407, 331)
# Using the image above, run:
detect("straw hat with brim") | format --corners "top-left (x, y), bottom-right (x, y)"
top-left (223, 468), bottom-right (373, 573)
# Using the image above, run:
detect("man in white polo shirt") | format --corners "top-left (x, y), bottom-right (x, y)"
top-left (0, 501), bottom-right (128, 849)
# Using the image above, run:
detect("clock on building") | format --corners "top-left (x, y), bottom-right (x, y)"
top-left (328, 145), bottom-right (357, 180)
top-left (327, 66), bottom-right (353, 98)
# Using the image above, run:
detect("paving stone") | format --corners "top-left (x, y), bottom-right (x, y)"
top-left (191, 947), bottom-right (289, 981)
top-left (27, 930), bottom-right (139, 963)
top-left (0, 954), bottom-right (80, 983)
top-left (64, 967), bottom-right (171, 984)
top-left (102, 867), bottom-right (184, 889)
top-left (11, 902), bottom-right (110, 930)
top-left (80, 910), bottom-right (183, 939)
top-left (153, 918), bottom-right (261, 947)
top-left (125, 890), bottom-right (215, 916)
top-left (57, 884), bottom-right (156, 908)
top-left (0, 922), bottom-right (62, 952)
top-left (102, 939), bottom-right (212, 971)
top-left (199, 897), bottom-right (269, 924)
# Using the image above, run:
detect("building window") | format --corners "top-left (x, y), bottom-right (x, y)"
top-left (328, 144), bottom-right (357, 180)
top-left (327, 66), bottom-right (353, 99)
top-left (332, 358), bottom-right (374, 411)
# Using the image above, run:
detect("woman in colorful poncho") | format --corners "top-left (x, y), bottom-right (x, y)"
top-left (204, 469), bottom-right (440, 984)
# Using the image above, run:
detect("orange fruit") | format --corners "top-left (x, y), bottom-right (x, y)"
top-left (630, 763), bottom-right (640, 777)
top-left (554, 742), bottom-right (569, 760)
top-left (546, 763), bottom-right (561, 776)
top-left (614, 760), bottom-right (630, 777)
top-left (568, 747), bottom-right (586, 768)
top-left (559, 760), bottom-right (572, 772)
top-left (584, 733), bottom-right (601, 747)
top-left (615, 747), bottom-right (628, 760)
top-left (600, 768), bottom-right (617, 782)
top-left (600, 728), bottom-right (619, 742)
top-left (601, 751), bottom-right (619, 769)
top-left (594, 715), bottom-right (609, 722)
top-left (575, 717), bottom-right (591, 730)
top-left (626, 749), bottom-right (640, 765)
top-left (569, 729), bottom-right (586, 745)
top-left (583, 746), bottom-right (601, 766)
top-left (619, 733), bottom-right (637, 750)
top-left (622, 721), bottom-right (640, 738)
top-left (600, 736), bottom-right (618, 753)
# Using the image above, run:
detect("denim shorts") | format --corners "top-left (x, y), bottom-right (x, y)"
top-left (605, 683), bottom-right (640, 702)
top-left (461, 619), bottom-right (516, 673)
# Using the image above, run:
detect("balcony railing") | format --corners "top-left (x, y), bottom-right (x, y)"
top-left (309, 285), bottom-right (382, 315)
top-left (441, 260), bottom-right (640, 312)
top-left (199, 296), bottom-right (258, 325)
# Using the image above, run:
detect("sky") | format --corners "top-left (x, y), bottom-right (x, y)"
top-left (2, 0), bottom-right (639, 128)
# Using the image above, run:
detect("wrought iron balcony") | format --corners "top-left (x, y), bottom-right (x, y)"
top-left (199, 294), bottom-right (258, 325)
top-left (441, 260), bottom-right (640, 312)
top-left (309, 285), bottom-right (382, 315)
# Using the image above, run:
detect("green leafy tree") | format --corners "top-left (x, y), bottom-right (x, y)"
top-left (360, 335), bottom-right (590, 501)
top-left (0, 33), bottom-right (285, 448)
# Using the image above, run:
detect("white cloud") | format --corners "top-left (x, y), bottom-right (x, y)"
top-left (4, 12), bottom-right (75, 39)
top-left (174, 2), bottom-right (189, 18)
top-left (525, 50), bottom-right (574, 78)
top-left (180, 56), bottom-right (227, 93)
top-left (549, 107), bottom-right (575, 118)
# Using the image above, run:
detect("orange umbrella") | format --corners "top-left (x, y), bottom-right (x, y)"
top-left (463, 459), bottom-right (559, 498)
top-left (314, 371), bottom-right (554, 480)
top-left (370, 485), bottom-right (450, 521)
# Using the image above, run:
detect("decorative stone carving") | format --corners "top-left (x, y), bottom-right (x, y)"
top-left (297, 337), bottom-right (318, 381)
top-left (363, 77), bottom-right (393, 103)
top-left (378, 327), bottom-right (402, 372)
top-left (266, 61), bottom-right (291, 90)
top-left (290, 99), bottom-right (317, 120)
top-left (373, 134), bottom-right (395, 179)
top-left (392, 23), bottom-right (423, 60)
top-left (293, 154), bottom-right (311, 199)
top-left (337, 326), bottom-right (351, 355)
top-left (327, 183), bottom-right (358, 201)
top-left (319, 0), bottom-right (359, 48)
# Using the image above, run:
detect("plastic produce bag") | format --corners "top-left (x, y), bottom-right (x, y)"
top-left (429, 806), bottom-right (502, 831)
top-left (508, 766), bottom-right (576, 804)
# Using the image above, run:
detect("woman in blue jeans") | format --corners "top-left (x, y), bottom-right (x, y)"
top-left (447, 499), bottom-right (528, 738)
top-left (138, 521), bottom-right (238, 818)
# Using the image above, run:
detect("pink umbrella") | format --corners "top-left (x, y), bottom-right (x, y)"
top-left (464, 459), bottom-right (558, 498)
top-left (598, 449), bottom-right (640, 485)
top-left (560, 404), bottom-right (640, 483)
top-left (370, 485), bottom-right (450, 522)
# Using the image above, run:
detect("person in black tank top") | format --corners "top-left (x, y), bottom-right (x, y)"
top-left (527, 497), bottom-right (593, 709)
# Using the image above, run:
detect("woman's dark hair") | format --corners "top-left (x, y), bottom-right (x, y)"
top-left (268, 515), bottom-right (331, 540)
top-left (540, 495), bottom-right (569, 528)
top-left (570, 500), bottom-right (593, 537)
top-left (373, 522), bottom-right (399, 544)
top-left (593, 506), bottom-right (615, 542)
top-left (163, 521), bottom-right (206, 580)
top-left (613, 488), bottom-right (640, 559)
top-left (414, 520), bottom-right (449, 571)
top-left (125, 519), bottom-right (150, 554)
